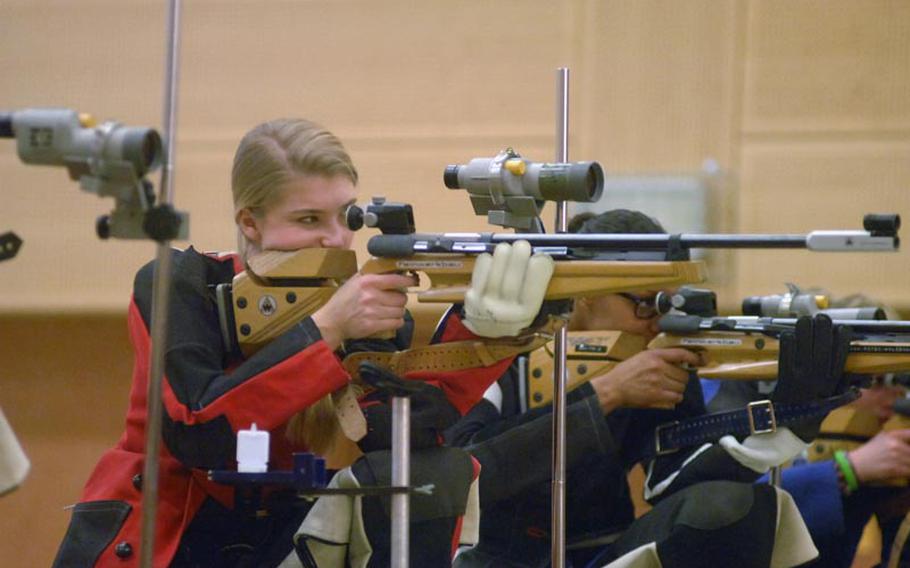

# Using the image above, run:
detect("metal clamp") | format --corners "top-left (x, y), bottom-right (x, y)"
top-left (654, 420), bottom-right (680, 455)
top-left (747, 399), bottom-right (777, 435)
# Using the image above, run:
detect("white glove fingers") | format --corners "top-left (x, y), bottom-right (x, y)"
top-left (519, 253), bottom-right (555, 310)
top-left (499, 240), bottom-right (532, 303)
top-left (483, 243), bottom-right (512, 300)
top-left (467, 252), bottom-right (493, 302)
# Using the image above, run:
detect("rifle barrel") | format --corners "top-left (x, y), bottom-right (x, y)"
top-left (660, 315), bottom-right (910, 335)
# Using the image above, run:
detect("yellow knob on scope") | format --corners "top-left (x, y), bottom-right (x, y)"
top-left (815, 295), bottom-right (830, 310)
top-left (504, 158), bottom-right (526, 176)
top-left (78, 113), bottom-right (97, 128)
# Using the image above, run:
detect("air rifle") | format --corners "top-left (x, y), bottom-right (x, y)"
top-left (219, 212), bottom-right (900, 359)
top-left (525, 311), bottom-right (910, 410)
top-left (651, 315), bottom-right (910, 380)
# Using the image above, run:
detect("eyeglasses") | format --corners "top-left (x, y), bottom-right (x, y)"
top-left (619, 292), bottom-right (659, 320)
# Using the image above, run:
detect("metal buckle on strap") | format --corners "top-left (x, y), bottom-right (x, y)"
top-left (654, 421), bottom-right (679, 456)
top-left (747, 400), bottom-right (777, 435)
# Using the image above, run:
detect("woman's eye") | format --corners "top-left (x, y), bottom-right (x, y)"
top-left (297, 216), bottom-right (319, 225)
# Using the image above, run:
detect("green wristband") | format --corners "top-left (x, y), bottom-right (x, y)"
top-left (834, 450), bottom-right (859, 492)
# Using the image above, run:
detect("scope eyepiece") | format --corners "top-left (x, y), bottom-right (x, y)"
top-left (346, 204), bottom-right (365, 231)
top-left (346, 198), bottom-right (415, 235)
top-left (741, 297), bottom-right (762, 317)
top-left (443, 165), bottom-right (460, 189)
top-left (656, 287), bottom-right (717, 317)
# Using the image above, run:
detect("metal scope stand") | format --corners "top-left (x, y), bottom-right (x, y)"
top-left (139, 1), bottom-right (183, 565)
top-left (358, 361), bottom-right (417, 568)
top-left (551, 67), bottom-right (571, 568)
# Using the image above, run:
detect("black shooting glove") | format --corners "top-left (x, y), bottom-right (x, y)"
top-left (356, 362), bottom-right (461, 453)
top-left (772, 314), bottom-right (853, 442)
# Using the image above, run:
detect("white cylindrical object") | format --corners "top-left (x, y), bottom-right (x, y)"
top-left (237, 423), bottom-right (269, 473)
top-left (391, 396), bottom-right (410, 568)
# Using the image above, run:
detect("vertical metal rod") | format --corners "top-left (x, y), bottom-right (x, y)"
top-left (550, 67), bottom-right (570, 568)
top-left (391, 396), bottom-right (411, 568)
top-left (139, 1), bottom-right (182, 566)
top-left (769, 465), bottom-right (782, 487)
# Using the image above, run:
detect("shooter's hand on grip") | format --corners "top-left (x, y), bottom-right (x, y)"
top-left (590, 348), bottom-right (701, 413)
top-left (848, 429), bottom-right (910, 484)
top-left (312, 273), bottom-right (416, 350)
top-left (773, 314), bottom-right (853, 441)
top-left (462, 240), bottom-right (555, 338)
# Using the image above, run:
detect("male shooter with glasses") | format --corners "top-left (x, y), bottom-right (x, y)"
top-left (446, 208), bottom-right (841, 568)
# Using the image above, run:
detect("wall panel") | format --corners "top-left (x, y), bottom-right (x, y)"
top-left (735, 141), bottom-right (910, 305)
top-left (743, 0), bottom-right (910, 134)
top-left (575, 0), bottom-right (740, 171)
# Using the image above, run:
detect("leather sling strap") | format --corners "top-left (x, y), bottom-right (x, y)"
top-left (341, 317), bottom-right (564, 381)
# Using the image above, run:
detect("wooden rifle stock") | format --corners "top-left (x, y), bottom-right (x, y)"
top-left (650, 333), bottom-right (910, 380)
top-left (526, 331), bottom-right (647, 409)
top-left (526, 330), bottom-right (910, 410)
top-left (225, 249), bottom-right (357, 358)
top-left (360, 255), bottom-right (707, 302)
top-left (224, 248), bottom-right (708, 358)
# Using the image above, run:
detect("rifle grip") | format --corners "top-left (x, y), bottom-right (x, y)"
top-left (369, 330), bottom-right (397, 340)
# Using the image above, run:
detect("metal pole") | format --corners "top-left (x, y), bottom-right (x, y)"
top-left (391, 396), bottom-right (411, 568)
top-left (769, 465), bottom-right (782, 487)
top-left (551, 66), bottom-right (570, 568)
top-left (139, 0), bottom-right (181, 566)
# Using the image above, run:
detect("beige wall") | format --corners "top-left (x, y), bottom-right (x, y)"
top-left (1, 1), bottom-right (908, 565)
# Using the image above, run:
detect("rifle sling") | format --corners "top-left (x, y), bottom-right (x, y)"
top-left (342, 318), bottom-right (563, 381)
top-left (332, 319), bottom-right (563, 444)
top-left (650, 389), bottom-right (861, 458)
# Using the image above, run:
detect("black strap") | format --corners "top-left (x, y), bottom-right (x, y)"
top-left (650, 389), bottom-right (860, 457)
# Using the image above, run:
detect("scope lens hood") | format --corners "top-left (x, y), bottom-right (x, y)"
top-left (122, 128), bottom-right (163, 175)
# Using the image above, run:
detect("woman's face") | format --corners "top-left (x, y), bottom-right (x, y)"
top-left (238, 174), bottom-right (357, 253)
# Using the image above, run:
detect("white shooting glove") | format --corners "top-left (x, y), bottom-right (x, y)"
top-left (719, 426), bottom-right (807, 474)
top-left (463, 240), bottom-right (554, 338)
